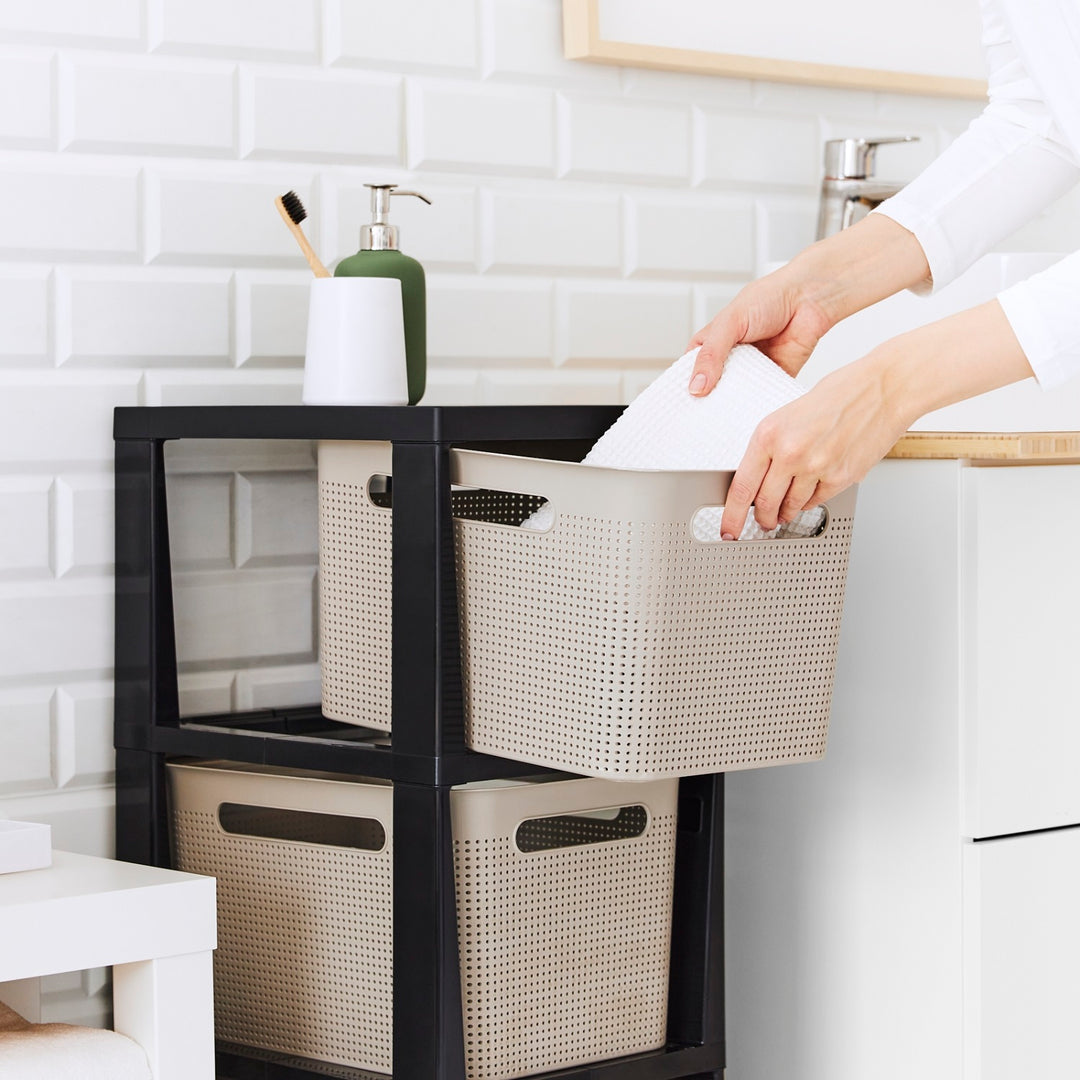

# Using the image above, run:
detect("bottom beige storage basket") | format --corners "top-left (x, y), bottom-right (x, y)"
top-left (167, 760), bottom-right (678, 1080)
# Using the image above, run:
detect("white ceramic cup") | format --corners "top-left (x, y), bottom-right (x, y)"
top-left (302, 277), bottom-right (409, 405)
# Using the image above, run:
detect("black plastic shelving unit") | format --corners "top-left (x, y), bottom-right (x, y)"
top-left (113, 405), bottom-right (725, 1080)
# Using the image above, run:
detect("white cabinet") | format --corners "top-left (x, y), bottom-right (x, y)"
top-left (965, 827), bottom-right (1080, 1080)
top-left (962, 465), bottom-right (1080, 838)
top-left (726, 457), bottom-right (1080, 1080)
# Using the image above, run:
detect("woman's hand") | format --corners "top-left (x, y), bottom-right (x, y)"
top-left (687, 213), bottom-right (932, 397)
top-left (718, 357), bottom-right (906, 538)
top-left (687, 270), bottom-right (833, 393)
top-left (719, 299), bottom-right (1035, 539)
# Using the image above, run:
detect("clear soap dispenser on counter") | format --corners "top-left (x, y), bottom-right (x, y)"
top-left (335, 183), bottom-right (431, 405)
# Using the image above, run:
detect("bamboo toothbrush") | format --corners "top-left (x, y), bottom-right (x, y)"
top-left (275, 191), bottom-right (331, 278)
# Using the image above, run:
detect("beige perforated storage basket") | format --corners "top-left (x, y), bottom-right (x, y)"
top-left (319, 441), bottom-right (857, 780)
top-left (167, 760), bottom-right (677, 1080)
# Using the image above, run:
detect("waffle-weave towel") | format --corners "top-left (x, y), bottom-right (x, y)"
top-left (525, 345), bottom-right (826, 540)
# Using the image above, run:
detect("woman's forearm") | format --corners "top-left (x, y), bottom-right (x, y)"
top-left (784, 212), bottom-right (932, 326)
top-left (871, 298), bottom-right (1034, 427)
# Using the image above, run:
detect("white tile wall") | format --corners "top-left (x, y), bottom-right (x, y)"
top-left (60, 269), bottom-right (233, 363)
top-left (235, 472), bottom-right (317, 565)
top-left (143, 368), bottom-right (303, 404)
top-left (0, 51), bottom-right (54, 147)
top-left (148, 172), bottom-right (319, 264)
top-left (0, 0), bottom-right (143, 48)
top-left (237, 662), bottom-right (321, 709)
top-left (168, 473), bottom-right (234, 568)
top-left (177, 670), bottom-right (235, 716)
top-left (485, 188), bottom-right (621, 272)
top-left (407, 81), bottom-right (555, 173)
top-left (483, 0), bottom-right (619, 87)
top-left (755, 193), bottom-right (820, 268)
top-left (242, 69), bottom-right (402, 162)
top-left (0, 582), bottom-right (113, 678)
top-left (240, 271), bottom-right (311, 361)
top-left (0, 477), bottom-right (51, 576)
top-left (62, 475), bottom-right (114, 571)
top-left (628, 195), bottom-right (756, 277)
top-left (558, 96), bottom-right (692, 182)
top-left (0, 0), bottom-right (1063, 1027)
top-left (154, 0), bottom-right (321, 63)
top-left (427, 276), bottom-right (552, 360)
top-left (561, 282), bottom-right (693, 364)
top-left (0, 269), bottom-right (51, 361)
top-left (64, 683), bottom-right (116, 786)
top-left (63, 56), bottom-right (236, 156)
top-left (696, 110), bottom-right (820, 188)
top-left (173, 568), bottom-right (316, 664)
top-left (0, 375), bottom-right (141, 464)
top-left (0, 165), bottom-right (140, 259)
top-left (330, 0), bottom-right (478, 73)
top-left (0, 689), bottom-right (54, 793)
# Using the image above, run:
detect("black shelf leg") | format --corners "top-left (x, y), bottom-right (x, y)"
top-left (390, 439), bottom-right (466, 762)
top-left (390, 438), bottom-right (467, 1078)
top-left (114, 437), bottom-right (178, 867)
top-left (667, 774), bottom-right (725, 1054)
top-left (392, 781), bottom-right (467, 1080)
top-left (115, 747), bottom-right (167, 865)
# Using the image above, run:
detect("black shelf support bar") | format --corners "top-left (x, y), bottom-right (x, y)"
top-left (390, 439), bottom-right (466, 761)
top-left (666, 774), bottom-right (726, 1050)
top-left (392, 781), bottom-right (467, 1080)
top-left (390, 437), bottom-right (468, 1078)
top-left (115, 437), bottom-right (178, 866)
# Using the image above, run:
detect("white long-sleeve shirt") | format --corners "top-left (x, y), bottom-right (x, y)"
top-left (873, 0), bottom-right (1080, 388)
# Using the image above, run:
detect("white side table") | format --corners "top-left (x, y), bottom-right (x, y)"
top-left (0, 850), bottom-right (216, 1080)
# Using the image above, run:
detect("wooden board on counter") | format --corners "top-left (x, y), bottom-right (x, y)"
top-left (889, 431), bottom-right (1080, 463)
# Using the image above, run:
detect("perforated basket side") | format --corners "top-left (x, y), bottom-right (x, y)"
top-left (167, 762), bottom-right (394, 1075)
top-left (318, 442), bottom-right (394, 731)
top-left (451, 778), bottom-right (678, 1080)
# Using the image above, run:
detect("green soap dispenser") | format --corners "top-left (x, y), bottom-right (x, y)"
top-left (335, 183), bottom-right (431, 405)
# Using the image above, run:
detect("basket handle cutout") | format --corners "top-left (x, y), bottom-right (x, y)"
top-left (366, 474), bottom-right (392, 509)
top-left (366, 472), bottom-right (553, 530)
top-left (690, 503), bottom-right (829, 543)
top-left (218, 803), bottom-right (386, 852)
top-left (514, 804), bottom-right (648, 853)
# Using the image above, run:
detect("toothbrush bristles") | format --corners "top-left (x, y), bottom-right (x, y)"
top-left (280, 190), bottom-right (307, 225)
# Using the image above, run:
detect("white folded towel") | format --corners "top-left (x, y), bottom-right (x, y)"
top-left (525, 345), bottom-right (826, 540)
top-left (0, 1003), bottom-right (152, 1080)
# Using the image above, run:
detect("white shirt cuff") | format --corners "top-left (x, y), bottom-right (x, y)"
top-left (870, 200), bottom-right (950, 296)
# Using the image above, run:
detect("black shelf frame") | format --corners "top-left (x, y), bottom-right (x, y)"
top-left (113, 405), bottom-right (725, 1080)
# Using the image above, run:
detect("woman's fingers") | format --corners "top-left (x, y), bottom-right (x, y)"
top-left (749, 459), bottom-right (801, 533)
top-left (720, 410), bottom-right (823, 538)
top-left (777, 473), bottom-right (821, 524)
top-left (689, 310), bottom-right (745, 397)
top-left (719, 439), bottom-right (771, 540)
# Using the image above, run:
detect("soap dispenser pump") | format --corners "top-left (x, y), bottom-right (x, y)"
top-left (335, 183), bottom-right (431, 405)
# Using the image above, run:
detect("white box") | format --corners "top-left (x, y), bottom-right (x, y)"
top-left (0, 820), bottom-right (52, 874)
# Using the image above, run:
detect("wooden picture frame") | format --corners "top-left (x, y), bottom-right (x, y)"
top-left (562, 0), bottom-right (987, 99)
